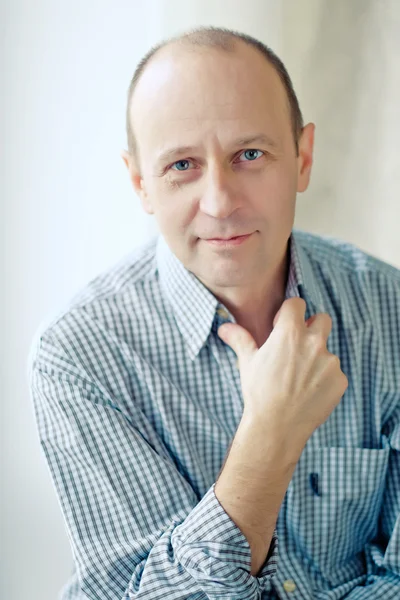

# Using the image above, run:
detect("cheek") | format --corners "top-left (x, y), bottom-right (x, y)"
top-left (162, 202), bottom-right (195, 231)
top-left (258, 162), bottom-right (297, 211)
top-left (153, 181), bottom-right (197, 230)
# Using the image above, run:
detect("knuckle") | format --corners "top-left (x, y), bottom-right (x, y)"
top-left (287, 322), bottom-right (301, 343)
top-left (308, 331), bottom-right (327, 353)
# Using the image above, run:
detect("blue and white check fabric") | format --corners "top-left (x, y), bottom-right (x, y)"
top-left (28, 228), bottom-right (400, 599)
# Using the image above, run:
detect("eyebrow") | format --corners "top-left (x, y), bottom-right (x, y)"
top-left (155, 134), bottom-right (278, 166)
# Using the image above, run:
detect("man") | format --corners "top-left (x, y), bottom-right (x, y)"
top-left (28, 26), bottom-right (400, 599)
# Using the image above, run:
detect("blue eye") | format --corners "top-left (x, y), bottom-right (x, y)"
top-left (171, 160), bottom-right (191, 171)
top-left (240, 149), bottom-right (263, 161)
top-left (170, 150), bottom-right (263, 172)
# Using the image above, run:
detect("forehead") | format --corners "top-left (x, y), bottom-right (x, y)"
top-left (130, 42), bottom-right (292, 161)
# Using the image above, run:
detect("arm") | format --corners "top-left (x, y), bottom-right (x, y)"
top-left (28, 330), bottom-right (278, 600)
top-left (340, 408), bottom-right (400, 599)
top-left (215, 410), bottom-right (300, 576)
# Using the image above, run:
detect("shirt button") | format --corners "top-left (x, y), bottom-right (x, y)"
top-left (283, 580), bottom-right (296, 593)
top-left (216, 307), bottom-right (229, 320)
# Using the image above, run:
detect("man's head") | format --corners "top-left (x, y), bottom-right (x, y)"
top-left (121, 26), bottom-right (314, 295)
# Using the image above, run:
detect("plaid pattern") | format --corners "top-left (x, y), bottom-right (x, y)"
top-left (28, 228), bottom-right (400, 599)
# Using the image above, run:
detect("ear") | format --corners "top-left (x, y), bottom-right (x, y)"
top-left (296, 123), bottom-right (315, 193)
top-left (120, 149), bottom-right (154, 215)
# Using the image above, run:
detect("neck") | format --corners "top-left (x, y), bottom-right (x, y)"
top-left (214, 246), bottom-right (290, 348)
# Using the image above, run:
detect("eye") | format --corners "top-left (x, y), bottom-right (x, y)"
top-left (169, 150), bottom-right (264, 172)
top-left (170, 159), bottom-right (193, 171)
top-left (238, 149), bottom-right (264, 162)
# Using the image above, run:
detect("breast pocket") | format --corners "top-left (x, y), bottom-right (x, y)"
top-left (285, 446), bottom-right (390, 581)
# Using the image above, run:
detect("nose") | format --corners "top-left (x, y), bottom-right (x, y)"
top-left (199, 162), bottom-right (241, 219)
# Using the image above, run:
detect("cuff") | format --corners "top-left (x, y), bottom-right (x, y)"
top-left (171, 483), bottom-right (278, 599)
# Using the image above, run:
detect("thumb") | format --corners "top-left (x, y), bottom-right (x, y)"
top-left (217, 322), bottom-right (258, 361)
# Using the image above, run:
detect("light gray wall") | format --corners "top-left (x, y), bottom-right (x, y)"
top-left (2, 1), bottom-right (400, 599)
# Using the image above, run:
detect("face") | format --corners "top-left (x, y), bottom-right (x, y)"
top-left (122, 42), bottom-right (314, 293)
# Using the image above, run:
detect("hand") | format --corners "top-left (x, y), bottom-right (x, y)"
top-left (217, 297), bottom-right (348, 451)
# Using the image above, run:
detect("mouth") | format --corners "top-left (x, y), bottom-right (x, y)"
top-left (204, 233), bottom-right (254, 247)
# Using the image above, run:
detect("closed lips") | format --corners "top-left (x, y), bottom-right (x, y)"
top-left (207, 234), bottom-right (250, 240)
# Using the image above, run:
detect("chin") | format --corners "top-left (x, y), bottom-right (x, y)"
top-left (201, 264), bottom-right (249, 288)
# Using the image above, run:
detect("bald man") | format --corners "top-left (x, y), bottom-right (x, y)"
top-left (29, 26), bottom-right (400, 600)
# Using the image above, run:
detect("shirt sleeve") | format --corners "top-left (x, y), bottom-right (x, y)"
top-left (28, 329), bottom-right (278, 600)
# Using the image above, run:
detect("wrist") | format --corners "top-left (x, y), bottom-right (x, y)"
top-left (239, 408), bottom-right (304, 468)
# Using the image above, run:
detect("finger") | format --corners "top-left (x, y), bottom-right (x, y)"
top-left (273, 297), bottom-right (307, 329)
top-left (307, 312), bottom-right (333, 339)
top-left (217, 323), bottom-right (258, 358)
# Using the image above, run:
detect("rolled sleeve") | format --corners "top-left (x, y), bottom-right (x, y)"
top-left (172, 482), bottom-right (278, 599)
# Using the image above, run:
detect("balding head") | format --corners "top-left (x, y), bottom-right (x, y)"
top-left (125, 27), bottom-right (304, 168)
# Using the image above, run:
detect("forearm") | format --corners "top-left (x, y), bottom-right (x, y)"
top-left (214, 410), bottom-right (302, 576)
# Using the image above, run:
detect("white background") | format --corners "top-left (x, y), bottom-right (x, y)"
top-left (2, 1), bottom-right (400, 598)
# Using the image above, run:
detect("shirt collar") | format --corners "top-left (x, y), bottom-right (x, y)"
top-left (156, 229), bottom-right (325, 360)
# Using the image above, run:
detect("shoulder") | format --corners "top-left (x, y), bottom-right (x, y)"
top-left (28, 235), bottom-right (160, 372)
top-left (293, 228), bottom-right (400, 290)
top-left (293, 229), bottom-right (400, 398)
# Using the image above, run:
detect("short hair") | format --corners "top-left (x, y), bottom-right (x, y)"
top-left (125, 26), bottom-right (304, 166)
